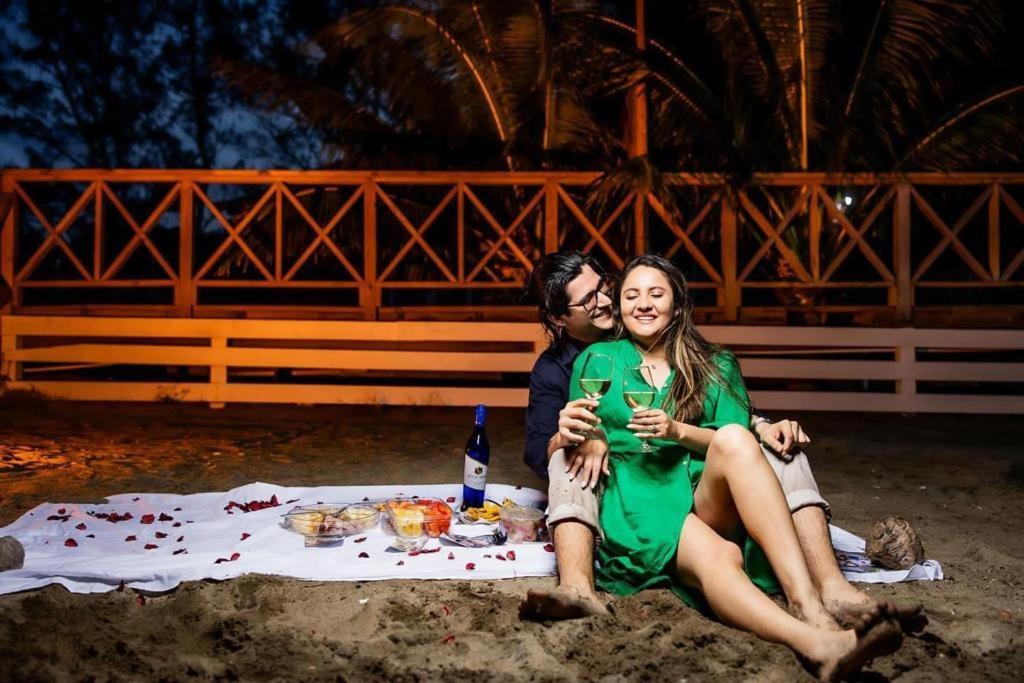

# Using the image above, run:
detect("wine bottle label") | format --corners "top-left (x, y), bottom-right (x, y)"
top-left (464, 455), bottom-right (488, 490)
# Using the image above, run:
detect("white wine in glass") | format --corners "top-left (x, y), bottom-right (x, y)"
top-left (624, 365), bottom-right (658, 453)
top-left (579, 353), bottom-right (613, 400)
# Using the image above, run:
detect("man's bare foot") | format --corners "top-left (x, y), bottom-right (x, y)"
top-left (518, 586), bottom-right (609, 621)
top-left (802, 613), bottom-right (903, 682)
top-left (824, 584), bottom-right (928, 634)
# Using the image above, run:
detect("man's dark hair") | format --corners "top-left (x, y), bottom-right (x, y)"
top-left (523, 250), bottom-right (604, 346)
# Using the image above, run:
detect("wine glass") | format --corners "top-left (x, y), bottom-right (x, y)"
top-left (576, 353), bottom-right (613, 440)
top-left (624, 365), bottom-right (658, 453)
top-left (578, 353), bottom-right (613, 401)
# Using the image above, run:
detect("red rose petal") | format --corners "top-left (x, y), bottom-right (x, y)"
top-left (543, 544), bottom-right (555, 552)
top-left (446, 496), bottom-right (456, 503)
top-left (396, 560), bottom-right (405, 566)
top-left (173, 507), bottom-right (182, 512)
top-left (140, 514), bottom-right (155, 525)
top-left (158, 513), bottom-right (174, 522)
top-left (447, 552), bottom-right (455, 560)
top-left (240, 533), bottom-right (250, 541)
top-left (176, 536), bottom-right (184, 542)
top-left (136, 594), bottom-right (145, 606)
top-left (286, 498), bottom-right (299, 504)
top-left (496, 553), bottom-right (506, 561)
top-left (443, 634), bottom-right (455, 645)
top-left (125, 535), bottom-right (137, 542)
top-left (358, 552), bottom-right (369, 558)
top-left (172, 522), bottom-right (181, 528)
top-left (419, 547), bottom-right (441, 554)
top-left (353, 537), bottom-right (367, 543)
top-left (144, 543), bottom-right (158, 550)
top-left (483, 554), bottom-right (491, 558)
top-left (442, 605), bottom-right (451, 616)
top-left (155, 532), bottom-right (167, 539)
top-left (465, 563), bottom-right (475, 570)
top-left (132, 498), bottom-right (140, 502)
top-left (506, 550), bottom-right (516, 561)
top-left (64, 538), bottom-right (78, 548)
top-left (173, 548), bottom-right (188, 556)
top-left (57, 508), bottom-right (66, 514)
top-left (75, 523), bottom-right (87, 530)
top-left (230, 552), bottom-right (240, 561)
top-left (361, 497), bottom-right (369, 502)
top-left (86, 534), bottom-right (95, 538)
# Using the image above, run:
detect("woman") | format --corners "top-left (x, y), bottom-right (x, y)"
top-left (560, 254), bottom-right (902, 680)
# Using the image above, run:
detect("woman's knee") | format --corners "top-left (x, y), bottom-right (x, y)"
top-left (709, 423), bottom-right (760, 464)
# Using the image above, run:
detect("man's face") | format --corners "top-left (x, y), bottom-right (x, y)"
top-left (553, 265), bottom-right (614, 343)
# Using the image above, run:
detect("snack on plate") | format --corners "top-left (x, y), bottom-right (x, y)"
top-left (384, 498), bottom-right (453, 538)
top-left (463, 498), bottom-right (519, 523)
top-left (499, 505), bottom-right (545, 543)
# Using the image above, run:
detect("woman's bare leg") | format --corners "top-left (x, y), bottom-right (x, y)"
top-left (692, 424), bottom-right (835, 629)
top-left (675, 513), bottom-right (902, 680)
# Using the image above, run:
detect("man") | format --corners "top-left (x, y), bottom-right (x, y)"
top-left (518, 251), bottom-right (903, 626)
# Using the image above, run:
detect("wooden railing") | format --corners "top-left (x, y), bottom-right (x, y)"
top-left (2, 169), bottom-right (1023, 325)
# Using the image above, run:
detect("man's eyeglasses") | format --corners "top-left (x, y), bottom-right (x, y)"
top-left (567, 282), bottom-right (611, 314)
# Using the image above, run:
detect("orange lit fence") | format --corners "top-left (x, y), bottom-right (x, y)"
top-left (2, 315), bottom-right (1022, 413)
top-left (2, 169), bottom-right (1024, 323)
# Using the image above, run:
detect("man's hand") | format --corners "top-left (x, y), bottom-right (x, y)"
top-left (755, 419), bottom-right (810, 459)
top-left (627, 408), bottom-right (679, 442)
top-left (556, 398), bottom-right (601, 445)
top-left (566, 441), bottom-right (610, 490)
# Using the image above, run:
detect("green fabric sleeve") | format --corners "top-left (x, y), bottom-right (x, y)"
top-left (700, 351), bottom-right (751, 429)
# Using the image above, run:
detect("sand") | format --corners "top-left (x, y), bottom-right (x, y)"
top-left (1, 394), bottom-right (1022, 681)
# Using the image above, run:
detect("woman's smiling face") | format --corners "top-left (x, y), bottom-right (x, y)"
top-left (620, 265), bottom-right (675, 346)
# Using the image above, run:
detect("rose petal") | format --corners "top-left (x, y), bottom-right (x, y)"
top-left (446, 496), bottom-right (456, 503)
top-left (140, 514), bottom-right (155, 525)
top-left (158, 513), bottom-right (174, 522)
top-left (173, 507), bottom-right (182, 512)
top-left (125, 535), bottom-right (137, 542)
top-left (543, 544), bottom-right (555, 553)
top-left (240, 533), bottom-right (250, 541)
top-left (64, 538), bottom-right (78, 548)
top-left (75, 523), bottom-right (87, 530)
top-left (447, 552), bottom-right (455, 560)
top-left (442, 605), bottom-right (451, 616)
top-left (353, 537), bottom-right (367, 543)
top-left (144, 544), bottom-right (158, 550)
top-left (443, 634), bottom-right (455, 645)
top-left (173, 548), bottom-right (188, 556)
top-left (172, 522), bottom-right (182, 528)
top-left (395, 560), bottom-right (405, 566)
top-left (358, 552), bottom-right (369, 558)
top-left (86, 534), bottom-right (95, 538)
top-left (496, 554), bottom-right (506, 561)
top-left (506, 550), bottom-right (516, 561)
top-left (465, 562), bottom-right (475, 570)
top-left (230, 552), bottom-right (240, 561)
top-left (57, 508), bottom-right (66, 514)
top-left (176, 536), bottom-right (184, 543)
top-left (155, 532), bottom-right (167, 539)
top-left (132, 498), bottom-right (140, 502)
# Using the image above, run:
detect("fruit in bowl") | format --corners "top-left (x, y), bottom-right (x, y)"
top-left (384, 498), bottom-right (453, 538)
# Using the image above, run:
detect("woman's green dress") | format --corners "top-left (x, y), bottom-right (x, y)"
top-left (568, 339), bottom-right (777, 607)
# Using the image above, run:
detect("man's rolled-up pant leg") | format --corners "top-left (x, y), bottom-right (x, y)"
top-left (546, 448), bottom-right (603, 541)
top-left (761, 443), bottom-right (831, 519)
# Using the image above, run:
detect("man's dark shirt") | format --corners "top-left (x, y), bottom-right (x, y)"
top-left (523, 339), bottom-right (582, 480)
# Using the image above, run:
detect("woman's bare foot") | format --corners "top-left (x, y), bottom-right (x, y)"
top-left (801, 613), bottom-right (903, 682)
top-left (518, 586), bottom-right (609, 621)
top-left (790, 599), bottom-right (844, 632)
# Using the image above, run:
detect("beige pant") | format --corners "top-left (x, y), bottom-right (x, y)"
top-left (546, 442), bottom-right (830, 538)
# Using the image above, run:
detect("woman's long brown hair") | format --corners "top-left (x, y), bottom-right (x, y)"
top-left (613, 253), bottom-right (747, 422)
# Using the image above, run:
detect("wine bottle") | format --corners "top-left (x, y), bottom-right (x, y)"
top-left (461, 404), bottom-right (489, 510)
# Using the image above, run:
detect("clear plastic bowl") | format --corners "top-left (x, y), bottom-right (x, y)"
top-left (282, 503), bottom-right (380, 546)
top-left (382, 497), bottom-right (454, 539)
top-left (499, 505), bottom-right (545, 543)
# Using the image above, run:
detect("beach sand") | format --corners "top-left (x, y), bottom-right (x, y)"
top-left (1, 395), bottom-right (1022, 681)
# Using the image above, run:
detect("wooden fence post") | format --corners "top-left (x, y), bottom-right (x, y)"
top-left (176, 181), bottom-right (195, 316)
top-left (1, 172), bottom-right (16, 315)
top-left (209, 336), bottom-right (227, 409)
top-left (893, 183), bottom-right (912, 322)
top-left (361, 178), bottom-right (378, 319)
top-left (544, 180), bottom-right (559, 254)
top-left (720, 192), bottom-right (739, 321)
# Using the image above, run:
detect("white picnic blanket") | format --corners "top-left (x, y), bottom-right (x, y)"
top-left (0, 481), bottom-right (941, 595)
top-left (0, 482), bottom-right (553, 595)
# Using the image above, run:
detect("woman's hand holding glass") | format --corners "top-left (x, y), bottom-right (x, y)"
top-left (627, 408), bottom-right (681, 442)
